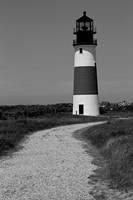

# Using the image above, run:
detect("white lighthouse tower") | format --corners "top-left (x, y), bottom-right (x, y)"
top-left (73, 11), bottom-right (99, 116)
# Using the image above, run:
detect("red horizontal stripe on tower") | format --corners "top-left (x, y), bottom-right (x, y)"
top-left (74, 66), bottom-right (98, 95)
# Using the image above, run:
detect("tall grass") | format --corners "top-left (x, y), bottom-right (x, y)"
top-left (0, 113), bottom-right (106, 157)
top-left (80, 119), bottom-right (133, 190)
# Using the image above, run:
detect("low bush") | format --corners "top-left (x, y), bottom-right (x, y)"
top-left (81, 119), bottom-right (133, 189)
top-left (108, 135), bottom-right (133, 188)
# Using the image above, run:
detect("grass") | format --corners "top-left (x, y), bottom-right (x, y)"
top-left (0, 113), bottom-right (106, 158)
top-left (103, 110), bottom-right (133, 118)
top-left (76, 119), bottom-right (133, 190)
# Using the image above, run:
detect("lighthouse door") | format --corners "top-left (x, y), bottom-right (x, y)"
top-left (79, 104), bottom-right (84, 114)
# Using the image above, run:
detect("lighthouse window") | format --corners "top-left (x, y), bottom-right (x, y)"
top-left (79, 48), bottom-right (83, 53)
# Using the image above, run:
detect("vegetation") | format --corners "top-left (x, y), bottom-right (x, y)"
top-left (1, 102), bottom-right (133, 120)
top-left (101, 109), bottom-right (133, 118)
top-left (78, 119), bottom-right (133, 190)
top-left (0, 104), bottom-right (72, 120)
top-left (0, 113), bottom-right (106, 158)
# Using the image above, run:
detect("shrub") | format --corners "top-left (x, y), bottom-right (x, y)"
top-left (81, 119), bottom-right (133, 189)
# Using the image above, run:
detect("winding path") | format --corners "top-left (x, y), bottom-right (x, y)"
top-left (0, 122), bottom-right (103, 200)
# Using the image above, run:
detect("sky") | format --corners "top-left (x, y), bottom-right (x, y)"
top-left (0, 0), bottom-right (132, 105)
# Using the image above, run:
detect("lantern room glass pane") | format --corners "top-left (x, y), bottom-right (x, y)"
top-left (76, 22), bottom-right (91, 31)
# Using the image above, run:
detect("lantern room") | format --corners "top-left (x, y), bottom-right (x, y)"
top-left (73, 11), bottom-right (97, 46)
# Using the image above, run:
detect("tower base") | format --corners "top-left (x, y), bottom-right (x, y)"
top-left (73, 95), bottom-right (99, 116)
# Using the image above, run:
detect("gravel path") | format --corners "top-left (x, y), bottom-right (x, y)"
top-left (0, 122), bottom-right (105, 200)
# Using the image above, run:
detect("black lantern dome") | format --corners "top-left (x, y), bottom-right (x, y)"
top-left (73, 11), bottom-right (97, 46)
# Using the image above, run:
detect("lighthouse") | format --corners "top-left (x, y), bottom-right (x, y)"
top-left (73, 11), bottom-right (99, 116)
